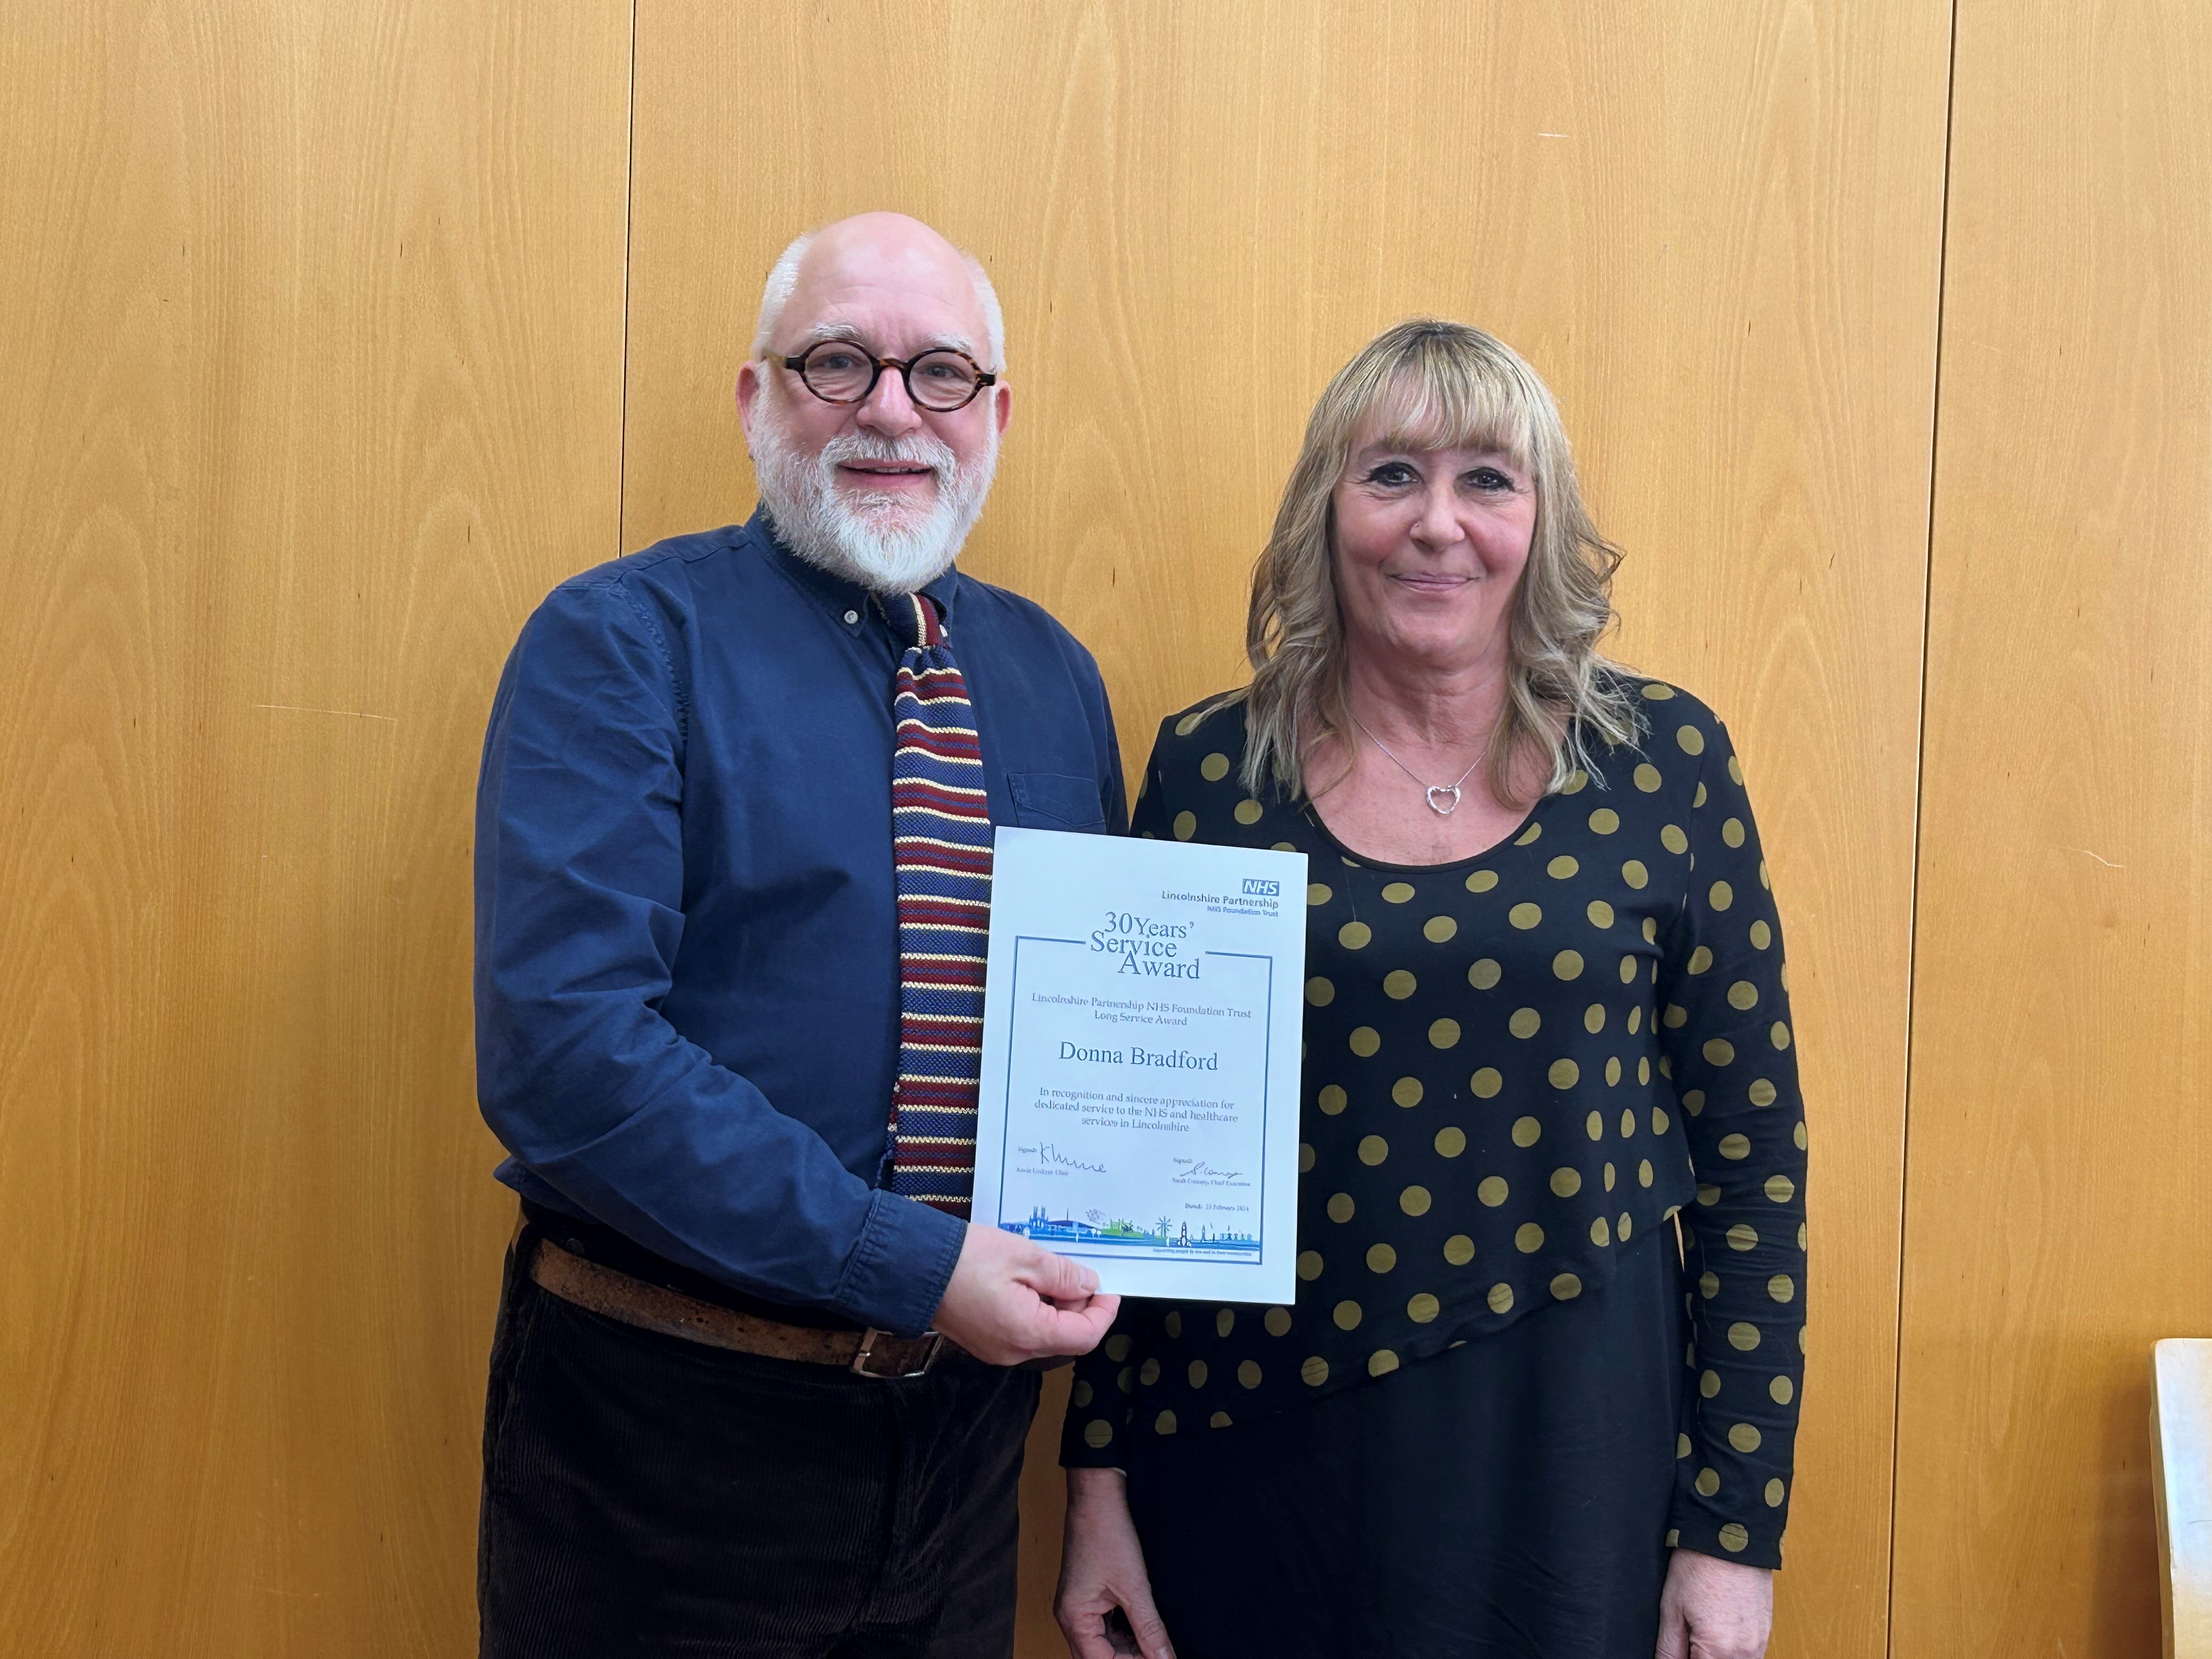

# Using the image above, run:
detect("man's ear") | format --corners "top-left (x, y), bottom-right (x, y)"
top-left (736, 360), bottom-right (762, 438)
top-left (992, 379), bottom-right (1012, 439)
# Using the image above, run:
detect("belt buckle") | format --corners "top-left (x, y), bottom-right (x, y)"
top-left (851, 1329), bottom-right (944, 1379)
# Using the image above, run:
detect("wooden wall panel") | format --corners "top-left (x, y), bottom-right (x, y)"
top-left (1894, 0), bottom-right (2212, 1651)
top-left (623, 4), bottom-right (1950, 1654)
top-left (0, 3), bottom-right (630, 1652)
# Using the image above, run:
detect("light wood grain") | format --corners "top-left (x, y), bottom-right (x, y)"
top-left (0, 2), bottom-right (631, 1652)
top-left (624, 4), bottom-right (1950, 1653)
top-left (1893, 0), bottom-right (2212, 1651)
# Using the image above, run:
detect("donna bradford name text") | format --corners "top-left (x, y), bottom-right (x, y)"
top-left (1057, 1042), bottom-right (1221, 1071)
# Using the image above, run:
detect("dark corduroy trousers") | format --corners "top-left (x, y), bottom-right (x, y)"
top-left (477, 1224), bottom-right (1040, 1658)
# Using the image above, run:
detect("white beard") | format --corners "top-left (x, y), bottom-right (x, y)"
top-left (749, 393), bottom-right (998, 595)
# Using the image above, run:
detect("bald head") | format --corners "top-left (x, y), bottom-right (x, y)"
top-left (752, 212), bottom-right (1006, 371)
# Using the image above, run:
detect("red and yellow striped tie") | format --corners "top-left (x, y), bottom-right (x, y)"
top-left (885, 592), bottom-right (992, 1217)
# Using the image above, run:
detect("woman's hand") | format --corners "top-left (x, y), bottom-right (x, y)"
top-left (1056, 1469), bottom-right (1175, 1659)
top-left (1655, 1549), bottom-right (1772, 1659)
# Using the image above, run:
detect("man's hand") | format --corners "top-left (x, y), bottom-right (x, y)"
top-left (930, 1222), bottom-right (1119, 1367)
top-left (1056, 1469), bottom-right (1175, 1659)
top-left (1655, 1548), bottom-right (1771, 1659)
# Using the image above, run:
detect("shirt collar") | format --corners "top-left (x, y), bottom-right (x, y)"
top-left (751, 507), bottom-right (965, 627)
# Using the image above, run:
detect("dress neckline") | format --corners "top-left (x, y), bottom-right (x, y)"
top-left (1294, 786), bottom-right (1558, 874)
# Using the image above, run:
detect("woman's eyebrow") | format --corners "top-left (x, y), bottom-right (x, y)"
top-left (1355, 442), bottom-right (1523, 466)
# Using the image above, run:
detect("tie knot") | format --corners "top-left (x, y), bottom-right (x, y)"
top-left (889, 592), bottom-right (943, 653)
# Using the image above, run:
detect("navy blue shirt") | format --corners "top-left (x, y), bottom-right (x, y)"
top-left (473, 511), bottom-right (1127, 1336)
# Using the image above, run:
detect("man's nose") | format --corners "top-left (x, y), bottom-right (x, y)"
top-left (854, 364), bottom-right (924, 438)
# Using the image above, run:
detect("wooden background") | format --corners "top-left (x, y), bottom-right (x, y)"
top-left (0, 1), bottom-right (2203, 1655)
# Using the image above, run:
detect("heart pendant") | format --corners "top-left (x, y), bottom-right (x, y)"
top-left (1425, 784), bottom-right (1462, 816)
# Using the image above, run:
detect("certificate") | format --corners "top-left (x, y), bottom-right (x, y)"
top-left (972, 826), bottom-right (1308, 1304)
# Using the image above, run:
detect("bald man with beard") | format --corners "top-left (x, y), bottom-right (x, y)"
top-left (472, 213), bottom-right (1124, 1657)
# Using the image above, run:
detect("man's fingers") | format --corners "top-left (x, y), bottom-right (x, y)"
top-left (1020, 1243), bottom-right (1101, 1302)
top-left (1031, 1293), bottom-right (1120, 1356)
top-left (1654, 1609), bottom-right (1690, 1659)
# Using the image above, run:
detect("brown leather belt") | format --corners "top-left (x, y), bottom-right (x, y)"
top-left (528, 1237), bottom-right (951, 1378)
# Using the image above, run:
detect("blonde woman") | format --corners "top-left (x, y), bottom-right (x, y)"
top-left (1054, 321), bottom-right (1805, 1659)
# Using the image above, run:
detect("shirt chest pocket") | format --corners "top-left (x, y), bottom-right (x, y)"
top-left (1008, 770), bottom-right (1108, 833)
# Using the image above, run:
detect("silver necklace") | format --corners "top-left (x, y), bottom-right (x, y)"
top-left (1351, 714), bottom-right (1494, 816)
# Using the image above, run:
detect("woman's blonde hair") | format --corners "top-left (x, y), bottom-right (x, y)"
top-left (1231, 318), bottom-right (1638, 803)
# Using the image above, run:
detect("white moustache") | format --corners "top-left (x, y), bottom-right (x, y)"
top-left (821, 430), bottom-right (957, 477)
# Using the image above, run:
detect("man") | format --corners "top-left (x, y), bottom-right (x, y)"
top-left (473, 212), bottom-right (1124, 1658)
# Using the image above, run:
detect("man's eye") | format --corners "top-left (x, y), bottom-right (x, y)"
top-left (816, 350), bottom-right (864, 371)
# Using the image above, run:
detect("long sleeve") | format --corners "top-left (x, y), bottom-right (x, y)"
top-left (473, 580), bottom-right (966, 1335)
top-left (1652, 714), bottom-right (1808, 1567)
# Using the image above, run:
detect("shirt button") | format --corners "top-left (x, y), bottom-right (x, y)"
top-left (843, 610), bottom-right (859, 625)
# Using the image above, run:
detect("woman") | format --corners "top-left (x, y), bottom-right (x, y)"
top-left (1054, 321), bottom-right (1805, 1659)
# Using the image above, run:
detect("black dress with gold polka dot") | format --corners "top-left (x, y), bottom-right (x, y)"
top-left (1060, 681), bottom-right (1808, 1654)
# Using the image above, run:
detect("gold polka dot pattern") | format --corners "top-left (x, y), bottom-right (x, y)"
top-left (1060, 688), bottom-right (1807, 1570)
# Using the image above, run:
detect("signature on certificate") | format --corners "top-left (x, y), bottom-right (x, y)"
top-left (1017, 1141), bottom-right (1109, 1173)
top-left (1170, 1160), bottom-right (1244, 1183)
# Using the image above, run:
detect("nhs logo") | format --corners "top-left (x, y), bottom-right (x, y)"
top-left (1242, 878), bottom-right (1280, 896)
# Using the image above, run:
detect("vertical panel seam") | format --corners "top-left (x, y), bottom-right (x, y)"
top-left (617, 0), bottom-right (639, 557)
top-left (1888, 2), bottom-right (1963, 1654)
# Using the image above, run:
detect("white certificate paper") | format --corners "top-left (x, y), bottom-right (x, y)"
top-left (972, 826), bottom-right (1308, 1303)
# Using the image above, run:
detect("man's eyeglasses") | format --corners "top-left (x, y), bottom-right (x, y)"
top-left (772, 339), bottom-right (997, 413)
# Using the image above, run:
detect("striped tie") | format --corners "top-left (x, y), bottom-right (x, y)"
top-left (885, 592), bottom-right (992, 1218)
